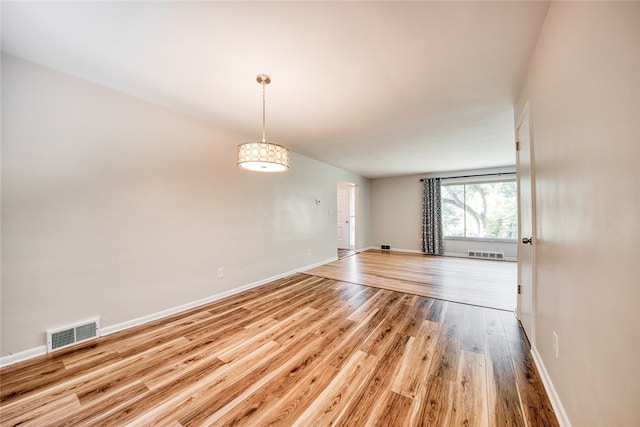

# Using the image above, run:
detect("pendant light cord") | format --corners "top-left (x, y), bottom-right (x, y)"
top-left (261, 80), bottom-right (267, 143)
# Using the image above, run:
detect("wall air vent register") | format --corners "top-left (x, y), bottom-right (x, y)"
top-left (467, 250), bottom-right (505, 260)
top-left (46, 318), bottom-right (100, 352)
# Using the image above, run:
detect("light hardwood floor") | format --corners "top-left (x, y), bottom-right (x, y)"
top-left (0, 255), bottom-right (556, 426)
top-left (337, 248), bottom-right (356, 259)
top-left (310, 250), bottom-right (517, 311)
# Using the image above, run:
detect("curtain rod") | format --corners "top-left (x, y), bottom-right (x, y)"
top-left (419, 172), bottom-right (516, 182)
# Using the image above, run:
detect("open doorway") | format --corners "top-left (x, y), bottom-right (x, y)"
top-left (337, 182), bottom-right (357, 259)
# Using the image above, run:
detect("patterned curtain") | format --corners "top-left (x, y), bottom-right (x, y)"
top-left (422, 178), bottom-right (444, 255)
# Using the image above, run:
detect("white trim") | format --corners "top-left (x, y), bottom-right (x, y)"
top-left (299, 256), bottom-right (339, 271)
top-left (367, 247), bottom-right (519, 258)
top-left (100, 287), bottom-right (257, 336)
top-left (298, 257), bottom-right (337, 273)
top-left (444, 252), bottom-right (468, 259)
top-left (0, 345), bottom-right (47, 367)
top-left (531, 345), bottom-right (572, 427)
top-left (102, 257), bottom-right (337, 336)
top-left (1, 257), bottom-right (337, 366)
top-left (385, 247), bottom-right (423, 254)
top-left (516, 100), bottom-right (537, 344)
top-left (516, 100), bottom-right (532, 131)
top-left (364, 246), bottom-right (423, 254)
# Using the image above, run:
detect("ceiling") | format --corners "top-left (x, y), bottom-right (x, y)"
top-left (1, 1), bottom-right (550, 179)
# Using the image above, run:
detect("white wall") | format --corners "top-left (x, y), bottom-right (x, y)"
top-left (370, 167), bottom-right (517, 259)
top-left (516, 2), bottom-right (639, 426)
top-left (0, 54), bottom-right (370, 358)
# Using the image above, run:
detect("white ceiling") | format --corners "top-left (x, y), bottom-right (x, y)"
top-left (1, 1), bottom-right (550, 178)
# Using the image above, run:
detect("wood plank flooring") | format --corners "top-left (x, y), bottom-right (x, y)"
top-left (337, 248), bottom-right (357, 259)
top-left (0, 260), bottom-right (557, 426)
top-left (308, 250), bottom-right (517, 311)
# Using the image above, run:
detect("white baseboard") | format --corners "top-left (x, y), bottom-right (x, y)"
top-left (387, 247), bottom-right (423, 254)
top-left (100, 285), bottom-right (262, 337)
top-left (299, 256), bottom-right (338, 272)
top-left (372, 248), bottom-right (514, 258)
top-left (531, 345), bottom-right (572, 427)
top-left (1, 257), bottom-right (337, 367)
top-left (0, 345), bottom-right (47, 367)
top-left (102, 256), bottom-right (337, 336)
top-left (445, 252), bottom-right (467, 258)
top-left (366, 246), bottom-right (423, 254)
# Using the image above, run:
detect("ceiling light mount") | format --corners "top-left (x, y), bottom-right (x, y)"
top-left (237, 74), bottom-right (290, 172)
top-left (256, 74), bottom-right (271, 85)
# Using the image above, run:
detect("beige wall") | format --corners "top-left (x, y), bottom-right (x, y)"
top-left (0, 54), bottom-right (370, 357)
top-left (516, 2), bottom-right (639, 426)
top-left (370, 174), bottom-right (423, 251)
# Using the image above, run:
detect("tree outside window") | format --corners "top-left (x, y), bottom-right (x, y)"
top-left (442, 181), bottom-right (517, 239)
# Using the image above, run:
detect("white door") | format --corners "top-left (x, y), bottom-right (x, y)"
top-left (337, 187), bottom-right (350, 249)
top-left (516, 103), bottom-right (535, 342)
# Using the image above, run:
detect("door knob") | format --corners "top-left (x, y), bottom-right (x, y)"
top-left (522, 237), bottom-right (533, 245)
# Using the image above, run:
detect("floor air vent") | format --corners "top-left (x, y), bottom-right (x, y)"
top-left (46, 318), bottom-right (100, 352)
top-left (468, 250), bottom-right (505, 260)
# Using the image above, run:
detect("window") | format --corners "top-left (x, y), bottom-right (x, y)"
top-left (441, 181), bottom-right (517, 240)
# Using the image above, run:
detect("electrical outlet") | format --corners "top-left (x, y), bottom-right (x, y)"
top-left (552, 331), bottom-right (559, 358)
top-left (217, 267), bottom-right (224, 278)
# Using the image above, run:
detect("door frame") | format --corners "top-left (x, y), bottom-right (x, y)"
top-left (337, 182), bottom-right (358, 251)
top-left (516, 101), bottom-right (537, 343)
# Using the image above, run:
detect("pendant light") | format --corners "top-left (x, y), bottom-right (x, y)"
top-left (237, 74), bottom-right (290, 172)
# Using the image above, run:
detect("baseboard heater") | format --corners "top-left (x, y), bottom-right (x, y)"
top-left (468, 250), bottom-right (505, 260)
top-left (46, 317), bottom-right (100, 352)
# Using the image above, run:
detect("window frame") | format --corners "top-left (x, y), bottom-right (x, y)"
top-left (441, 178), bottom-right (517, 242)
